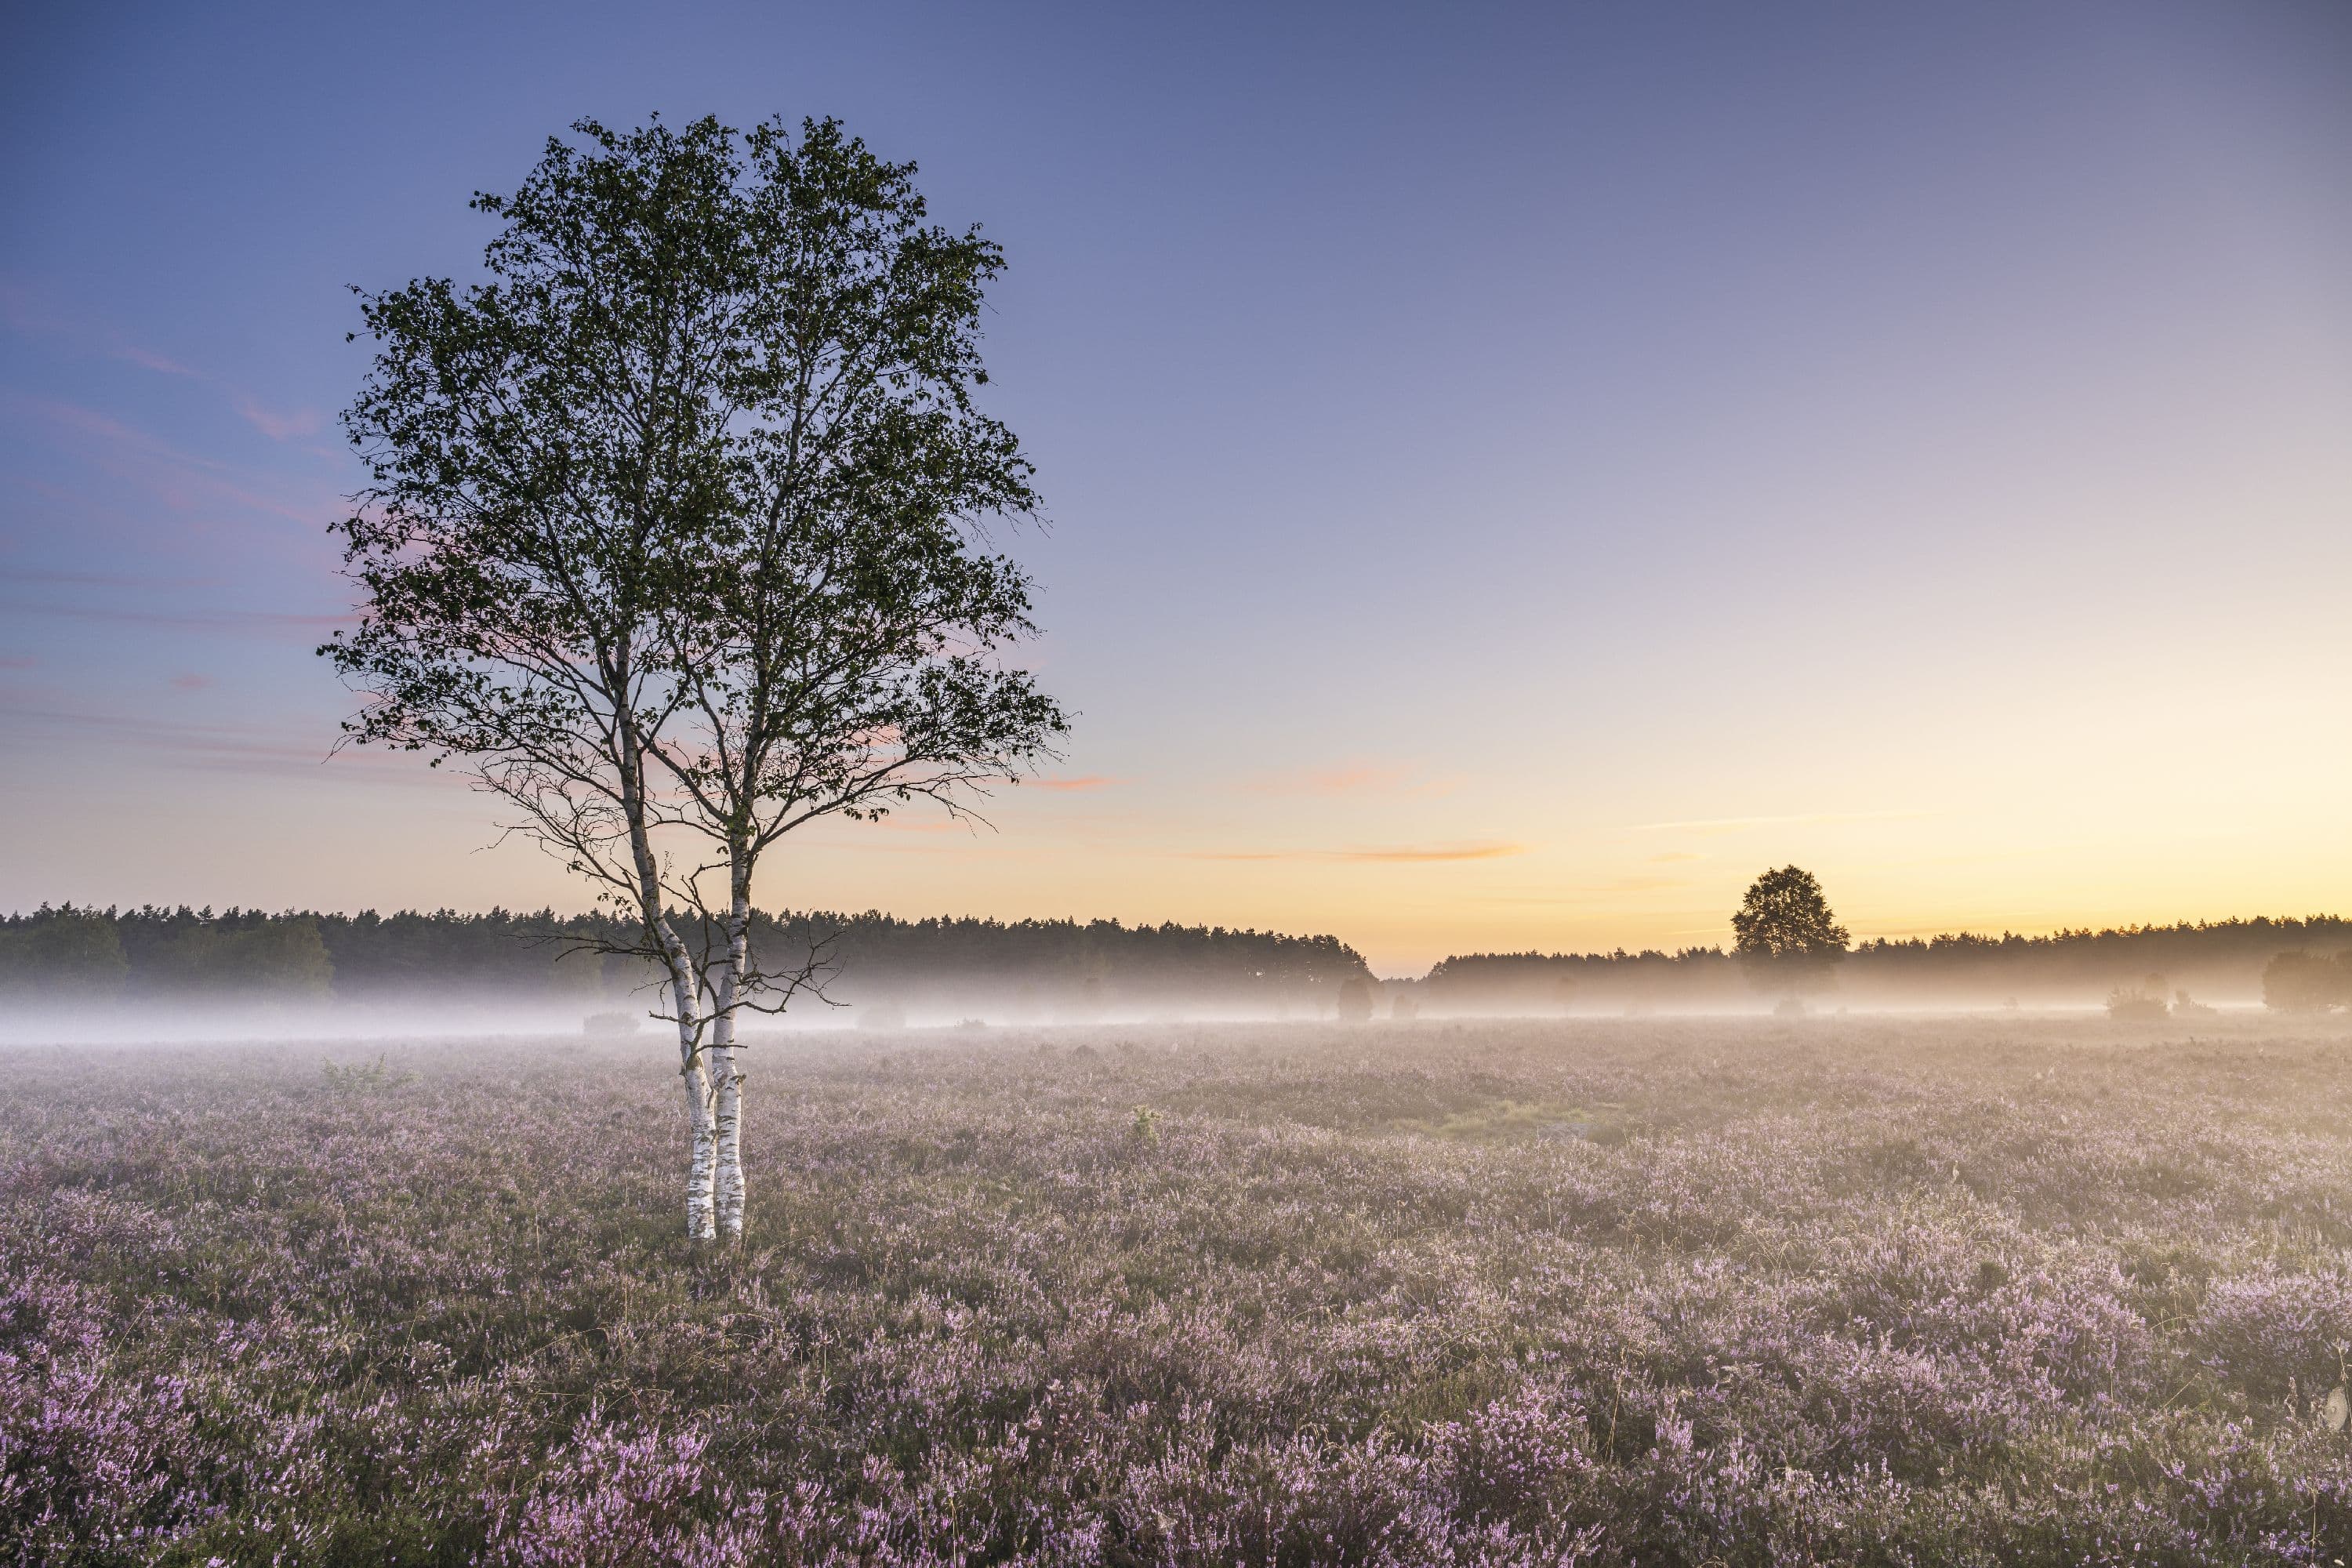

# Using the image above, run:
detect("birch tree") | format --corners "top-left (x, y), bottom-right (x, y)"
top-left (321, 115), bottom-right (1065, 1240)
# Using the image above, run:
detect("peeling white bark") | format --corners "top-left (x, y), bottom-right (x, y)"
top-left (710, 1043), bottom-right (742, 1240)
top-left (681, 1047), bottom-right (717, 1243)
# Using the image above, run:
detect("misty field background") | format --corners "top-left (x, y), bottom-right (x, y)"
top-left (8, 1017), bottom-right (2352, 1566)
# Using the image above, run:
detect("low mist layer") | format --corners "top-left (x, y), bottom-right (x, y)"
top-left (3, 905), bottom-right (2348, 1041)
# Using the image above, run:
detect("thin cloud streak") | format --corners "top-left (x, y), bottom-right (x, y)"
top-left (0, 601), bottom-right (357, 634)
top-left (0, 706), bottom-right (437, 786)
top-left (0, 568), bottom-right (222, 590)
top-left (1025, 775), bottom-right (1123, 792)
top-left (1630, 809), bottom-right (1936, 835)
top-left (1470, 876), bottom-right (1692, 905)
top-left (1184, 841), bottom-right (1526, 864)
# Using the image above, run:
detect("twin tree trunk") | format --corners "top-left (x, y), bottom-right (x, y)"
top-left (624, 739), bottom-right (740, 1244)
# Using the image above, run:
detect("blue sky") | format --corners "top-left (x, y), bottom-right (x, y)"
top-left (2, 1), bottom-right (2347, 970)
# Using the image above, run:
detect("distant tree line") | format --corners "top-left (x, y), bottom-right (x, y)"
top-left (10, 902), bottom-right (2343, 1016)
top-left (0, 904), bottom-right (1370, 1014)
top-left (1423, 915), bottom-right (2352, 1011)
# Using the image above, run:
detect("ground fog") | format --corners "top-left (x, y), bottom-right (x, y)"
top-left (6, 1017), bottom-right (2352, 1565)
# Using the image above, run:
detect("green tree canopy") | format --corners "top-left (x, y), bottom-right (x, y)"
top-left (0, 905), bottom-right (128, 999)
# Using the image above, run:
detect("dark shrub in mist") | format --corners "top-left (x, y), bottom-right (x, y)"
top-left (2265, 949), bottom-right (2350, 1013)
top-left (2107, 973), bottom-right (2172, 1022)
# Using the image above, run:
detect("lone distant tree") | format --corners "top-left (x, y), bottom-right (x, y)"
top-left (1731, 866), bottom-right (1850, 998)
top-left (325, 114), bottom-right (1064, 1243)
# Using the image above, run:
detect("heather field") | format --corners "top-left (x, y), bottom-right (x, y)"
top-left (8, 1018), bottom-right (2352, 1566)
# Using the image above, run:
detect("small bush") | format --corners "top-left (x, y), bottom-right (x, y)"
top-left (319, 1054), bottom-right (416, 1094)
top-left (2106, 982), bottom-right (2169, 1022)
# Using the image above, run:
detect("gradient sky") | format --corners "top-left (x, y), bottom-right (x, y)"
top-left (2, 1), bottom-right (2347, 973)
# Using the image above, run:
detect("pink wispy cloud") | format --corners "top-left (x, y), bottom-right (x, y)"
top-left (0, 706), bottom-right (438, 786)
top-left (1026, 774), bottom-right (1122, 792)
top-left (0, 280), bottom-right (197, 377)
top-left (114, 343), bottom-right (198, 377)
top-left (1263, 763), bottom-right (1406, 796)
top-left (0, 283), bottom-right (318, 429)
top-left (1243, 760), bottom-right (1466, 799)
top-left (9, 394), bottom-right (343, 546)
top-left (233, 396), bottom-right (324, 441)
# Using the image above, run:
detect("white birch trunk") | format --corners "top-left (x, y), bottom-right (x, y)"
top-left (710, 872), bottom-right (750, 1242)
top-left (664, 924), bottom-right (717, 1243)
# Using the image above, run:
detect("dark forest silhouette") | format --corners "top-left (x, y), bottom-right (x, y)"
top-left (0, 904), bottom-right (1367, 1016)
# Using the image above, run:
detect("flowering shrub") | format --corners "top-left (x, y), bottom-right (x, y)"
top-left (3, 1018), bottom-right (2351, 1563)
